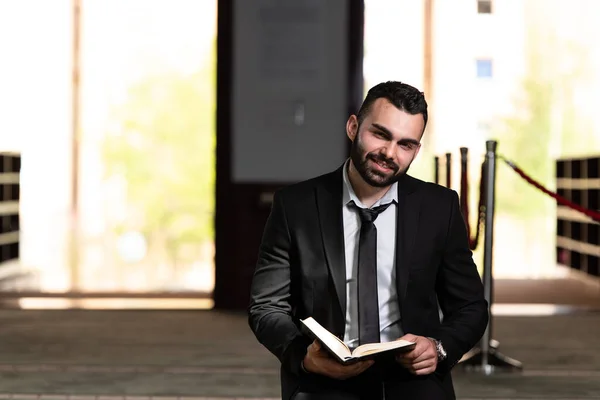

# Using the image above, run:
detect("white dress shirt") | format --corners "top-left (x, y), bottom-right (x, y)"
top-left (342, 160), bottom-right (402, 348)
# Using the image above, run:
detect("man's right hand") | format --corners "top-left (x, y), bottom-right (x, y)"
top-left (302, 340), bottom-right (374, 380)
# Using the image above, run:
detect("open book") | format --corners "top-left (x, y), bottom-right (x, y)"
top-left (300, 317), bottom-right (416, 365)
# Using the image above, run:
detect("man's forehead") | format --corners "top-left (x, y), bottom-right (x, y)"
top-left (363, 113), bottom-right (424, 142)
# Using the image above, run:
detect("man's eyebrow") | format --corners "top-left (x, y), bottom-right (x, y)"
top-left (371, 123), bottom-right (420, 146)
top-left (371, 123), bottom-right (393, 137)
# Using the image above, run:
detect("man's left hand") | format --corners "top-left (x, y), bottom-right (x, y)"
top-left (395, 334), bottom-right (438, 375)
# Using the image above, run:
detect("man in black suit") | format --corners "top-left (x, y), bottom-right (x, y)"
top-left (248, 81), bottom-right (489, 399)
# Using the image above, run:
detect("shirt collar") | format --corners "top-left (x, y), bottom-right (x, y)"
top-left (342, 159), bottom-right (398, 209)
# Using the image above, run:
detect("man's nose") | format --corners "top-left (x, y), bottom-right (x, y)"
top-left (382, 143), bottom-right (396, 159)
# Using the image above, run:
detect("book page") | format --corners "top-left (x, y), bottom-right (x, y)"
top-left (352, 339), bottom-right (415, 358)
top-left (301, 317), bottom-right (351, 360)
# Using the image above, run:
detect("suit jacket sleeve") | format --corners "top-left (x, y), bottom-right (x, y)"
top-left (248, 191), bottom-right (310, 376)
top-left (435, 190), bottom-right (489, 374)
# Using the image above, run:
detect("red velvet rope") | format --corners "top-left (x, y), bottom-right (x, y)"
top-left (501, 157), bottom-right (600, 222)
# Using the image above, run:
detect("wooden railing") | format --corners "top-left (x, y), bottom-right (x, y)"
top-left (556, 155), bottom-right (600, 278)
top-left (0, 152), bottom-right (20, 267)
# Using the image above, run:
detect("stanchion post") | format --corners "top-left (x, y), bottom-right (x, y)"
top-left (460, 146), bottom-right (476, 245)
top-left (434, 156), bottom-right (440, 184)
top-left (458, 140), bottom-right (523, 374)
top-left (481, 141), bottom-right (496, 369)
top-left (460, 147), bottom-right (468, 175)
top-left (445, 152), bottom-right (452, 188)
top-left (459, 147), bottom-right (469, 220)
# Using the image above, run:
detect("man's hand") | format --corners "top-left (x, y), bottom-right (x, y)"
top-left (302, 340), bottom-right (374, 380)
top-left (395, 334), bottom-right (438, 375)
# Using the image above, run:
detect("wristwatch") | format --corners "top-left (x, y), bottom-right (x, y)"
top-left (429, 338), bottom-right (447, 362)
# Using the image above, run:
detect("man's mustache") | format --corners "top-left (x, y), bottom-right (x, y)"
top-left (367, 153), bottom-right (399, 172)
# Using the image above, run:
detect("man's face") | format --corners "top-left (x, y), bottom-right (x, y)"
top-left (347, 98), bottom-right (424, 188)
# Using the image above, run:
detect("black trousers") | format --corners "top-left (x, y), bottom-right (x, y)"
top-left (293, 380), bottom-right (447, 400)
top-left (292, 361), bottom-right (451, 400)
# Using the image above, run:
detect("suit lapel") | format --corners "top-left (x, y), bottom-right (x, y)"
top-left (316, 167), bottom-right (347, 321)
top-left (396, 175), bottom-right (420, 311)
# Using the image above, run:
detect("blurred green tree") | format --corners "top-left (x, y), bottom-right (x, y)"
top-left (102, 48), bottom-right (215, 272)
top-left (495, 30), bottom-right (592, 219)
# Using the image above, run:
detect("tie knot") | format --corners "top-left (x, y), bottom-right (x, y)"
top-left (351, 201), bottom-right (392, 223)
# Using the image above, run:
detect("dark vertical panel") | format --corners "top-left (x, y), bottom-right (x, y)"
top-left (588, 157), bottom-right (599, 178)
top-left (214, 0), bottom-right (234, 309)
top-left (572, 189), bottom-right (582, 207)
top-left (214, 0), bottom-right (365, 310)
top-left (572, 159), bottom-right (582, 179)
top-left (557, 219), bottom-right (565, 236)
top-left (589, 223), bottom-right (599, 246)
top-left (556, 160), bottom-right (566, 179)
top-left (572, 222), bottom-right (582, 241)
top-left (589, 189), bottom-right (599, 211)
top-left (347, 0), bottom-right (364, 120)
top-left (349, 0), bottom-right (365, 158)
top-left (571, 251), bottom-right (582, 271)
top-left (588, 255), bottom-right (598, 277)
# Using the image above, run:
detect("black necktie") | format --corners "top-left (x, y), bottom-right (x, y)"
top-left (351, 201), bottom-right (393, 345)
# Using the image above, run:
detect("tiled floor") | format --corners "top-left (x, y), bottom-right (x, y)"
top-left (0, 397), bottom-right (595, 400)
top-left (0, 278), bottom-right (599, 399)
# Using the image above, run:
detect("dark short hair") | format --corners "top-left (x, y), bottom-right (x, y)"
top-left (356, 81), bottom-right (428, 131)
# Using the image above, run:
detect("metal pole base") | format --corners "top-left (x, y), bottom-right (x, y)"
top-left (458, 340), bottom-right (523, 375)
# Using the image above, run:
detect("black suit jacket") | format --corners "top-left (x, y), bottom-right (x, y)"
top-left (248, 165), bottom-right (489, 399)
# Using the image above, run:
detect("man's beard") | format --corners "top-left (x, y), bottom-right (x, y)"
top-left (349, 136), bottom-right (409, 188)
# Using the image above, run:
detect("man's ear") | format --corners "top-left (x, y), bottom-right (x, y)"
top-left (346, 115), bottom-right (359, 141)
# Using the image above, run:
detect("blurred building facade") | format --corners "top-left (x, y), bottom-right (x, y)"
top-left (365, 0), bottom-right (600, 279)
